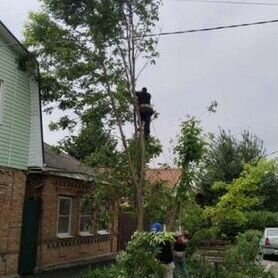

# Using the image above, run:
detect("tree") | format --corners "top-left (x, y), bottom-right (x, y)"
top-left (197, 129), bottom-right (265, 206)
top-left (168, 117), bottom-right (206, 230)
top-left (204, 159), bottom-right (277, 238)
top-left (61, 119), bottom-right (119, 168)
top-left (25, 0), bottom-right (162, 230)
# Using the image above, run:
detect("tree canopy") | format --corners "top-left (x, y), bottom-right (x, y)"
top-left (197, 129), bottom-right (265, 205)
top-left (25, 0), bottom-right (162, 230)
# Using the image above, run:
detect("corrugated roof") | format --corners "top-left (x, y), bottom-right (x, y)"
top-left (146, 168), bottom-right (182, 188)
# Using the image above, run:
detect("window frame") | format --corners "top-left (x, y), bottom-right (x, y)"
top-left (79, 199), bottom-right (93, 236)
top-left (57, 196), bottom-right (72, 238)
top-left (97, 206), bottom-right (110, 235)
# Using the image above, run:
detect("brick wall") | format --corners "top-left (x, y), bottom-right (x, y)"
top-left (31, 175), bottom-right (118, 270)
top-left (0, 167), bottom-right (26, 277)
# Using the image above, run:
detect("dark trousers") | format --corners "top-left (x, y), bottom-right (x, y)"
top-left (142, 116), bottom-right (151, 139)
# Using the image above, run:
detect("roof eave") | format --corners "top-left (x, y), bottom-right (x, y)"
top-left (0, 20), bottom-right (31, 58)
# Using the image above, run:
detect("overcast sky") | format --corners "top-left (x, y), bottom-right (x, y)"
top-left (0, 0), bottom-right (278, 165)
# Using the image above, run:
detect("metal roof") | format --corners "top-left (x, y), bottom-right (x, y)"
top-left (43, 143), bottom-right (95, 180)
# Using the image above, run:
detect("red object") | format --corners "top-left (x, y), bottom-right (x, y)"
top-left (265, 238), bottom-right (271, 246)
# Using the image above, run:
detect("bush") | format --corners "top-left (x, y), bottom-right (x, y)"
top-left (187, 227), bottom-right (219, 256)
top-left (82, 264), bottom-right (125, 278)
top-left (245, 211), bottom-right (278, 231)
top-left (84, 232), bottom-right (174, 278)
top-left (222, 230), bottom-right (273, 278)
top-left (187, 230), bottom-right (274, 278)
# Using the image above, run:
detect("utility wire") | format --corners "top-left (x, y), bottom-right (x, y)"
top-left (166, 0), bottom-right (278, 6)
top-left (0, 18), bottom-right (277, 49)
top-left (139, 18), bottom-right (278, 38)
top-left (265, 150), bottom-right (278, 157)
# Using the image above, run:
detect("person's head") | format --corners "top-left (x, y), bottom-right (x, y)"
top-left (150, 222), bottom-right (163, 233)
top-left (142, 87), bottom-right (147, 93)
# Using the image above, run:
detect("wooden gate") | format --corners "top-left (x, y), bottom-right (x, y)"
top-left (118, 212), bottom-right (137, 251)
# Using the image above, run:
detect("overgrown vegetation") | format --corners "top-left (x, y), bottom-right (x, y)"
top-left (25, 0), bottom-right (162, 230)
top-left (187, 230), bottom-right (274, 278)
top-left (25, 1), bottom-right (278, 276)
top-left (85, 232), bottom-right (173, 278)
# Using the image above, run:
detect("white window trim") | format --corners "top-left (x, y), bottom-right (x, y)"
top-left (79, 200), bottom-right (93, 236)
top-left (79, 231), bottom-right (93, 237)
top-left (97, 206), bottom-right (110, 234)
top-left (57, 196), bottom-right (72, 237)
top-left (0, 80), bottom-right (4, 124)
top-left (97, 230), bottom-right (110, 235)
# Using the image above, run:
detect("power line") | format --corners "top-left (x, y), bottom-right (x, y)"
top-left (0, 19), bottom-right (277, 49)
top-left (140, 18), bottom-right (278, 38)
top-left (265, 150), bottom-right (278, 157)
top-left (166, 0), bottom-right (278, 6)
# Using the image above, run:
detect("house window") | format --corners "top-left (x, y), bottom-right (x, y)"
top-left (0, 80), bottom-right (3, 123)
top-left (80, 200), bottom-right (93, 235)
top-left (57, 197), bottom-right (72, 236)
top-left (98, 206), bottom-right (110, 234)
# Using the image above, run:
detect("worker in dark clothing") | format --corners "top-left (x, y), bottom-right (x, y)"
top-left (136, 87), bottom-right (154, 139)
top-left (173, 231), bottom-right (190, 278)
top-left (150, 223), bottom-right (175, 278)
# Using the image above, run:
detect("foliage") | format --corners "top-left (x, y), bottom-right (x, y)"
top-left (257, 171), bottom-right (278, 211)
top-left (62, 120), bottom-right (119, 168)
top-left (169, 118), bottom-right (207, 229)
top-left (144, 182), bottom-right (175, 225)
top-left (204, 159), bottom-right (277, 238)
top-left (180, 201), bottom-right (206, 235)
top-left (174, 117), bottom-right (206, 169)
top-left (24, 0), bottom-right (161, 135)
top-left (187, 230), bottom-right (274, 278)
top-left (223, 230), bottom-right (274, 278)
top-left (197, 129), bottom-right (265, 206)
top-left (82, 264), bottom-right (124, 278)
top-left (85, 232), bottom-right (174, 278)
top-left (25, 0), bottom-right (162, 230)
top-left (245, 211), bottom-right (278, 231)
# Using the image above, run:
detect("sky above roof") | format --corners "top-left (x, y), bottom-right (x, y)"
top-left (0, 0), bottom-right (277, 165)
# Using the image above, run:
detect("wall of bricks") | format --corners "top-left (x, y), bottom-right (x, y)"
top-left (27, 175), bottom-right (118, 271)
top-left (39, 236), bottom-right (116, 270)
top-left (0, 167), bottom-right (26, 277)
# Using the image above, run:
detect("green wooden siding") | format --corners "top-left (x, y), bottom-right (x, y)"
top-left (0, 36), bottom-right (31, 170)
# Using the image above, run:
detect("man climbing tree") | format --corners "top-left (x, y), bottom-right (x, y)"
top-left (24, 0), bottom-right (162, 231)
top-left (136, 87), bottom-right (154, 139)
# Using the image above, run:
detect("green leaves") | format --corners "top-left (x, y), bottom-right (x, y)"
top-left (25, 0), bottom-right (163, 230)
top-left (204, 159), bottom-right (277, 238)
top-left (86, 231), bottom-right (174, 278)
top-left (174, 118), bottom-right (206, 168)
top-left (197, 129), bottom-right (265, 206)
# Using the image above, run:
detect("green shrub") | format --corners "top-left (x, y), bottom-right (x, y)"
top-left (245, 211), bottom-right (278, 231)
top-left (84, 232), bottom-right (174, 278)
top-left (187, 230), bottom-right (274, 278)
top-left (223, 230), bottom-right (273, 278)
top-left (82, 264), bottom-right (125, 278)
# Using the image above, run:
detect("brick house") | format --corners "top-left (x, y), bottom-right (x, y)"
top-left (0, 21), bottom-right (118, 277)
top-left (0, 20), bottom-right (43, 277)
top-left (22, 144), bottom-right (118, 273)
